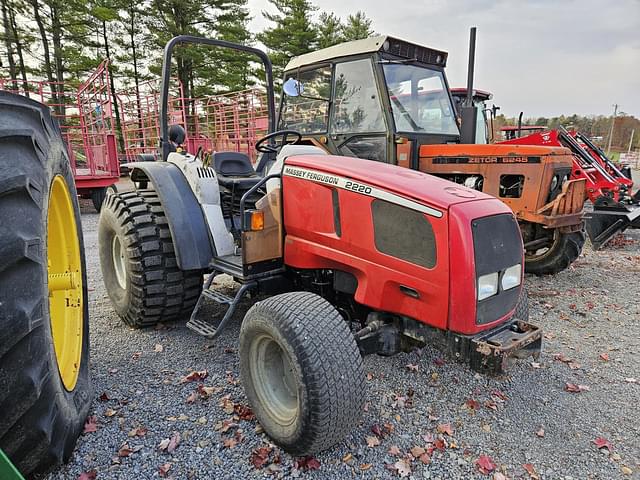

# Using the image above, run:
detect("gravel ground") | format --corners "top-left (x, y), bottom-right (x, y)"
top-left (46, 195), bottom-right (639, 480)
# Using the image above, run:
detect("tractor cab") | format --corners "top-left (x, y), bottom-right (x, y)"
top-left (279, 36), bottom-right (458, 165)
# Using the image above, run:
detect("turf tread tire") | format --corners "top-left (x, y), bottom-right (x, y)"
top-left (525, 231), bottom-right (585, 276)
top-left (239, 292), bottom-right (366, 455)
top-left (0, 91), bottom-right (92, 476)
top-left (98, 189), bottom-right (202, 327)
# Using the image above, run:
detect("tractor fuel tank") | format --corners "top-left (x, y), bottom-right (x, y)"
top-left (280, 155), bottom-right (525, 336)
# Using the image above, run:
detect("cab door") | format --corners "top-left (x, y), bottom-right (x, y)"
top-left (327, 59), bottom-right (390, 163)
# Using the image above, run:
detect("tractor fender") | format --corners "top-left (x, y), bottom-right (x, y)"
top-left (126, 161), bottom-right (214, 270)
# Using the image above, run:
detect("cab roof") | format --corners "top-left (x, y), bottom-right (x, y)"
top-left (284, 35), bottom-right (448, 72)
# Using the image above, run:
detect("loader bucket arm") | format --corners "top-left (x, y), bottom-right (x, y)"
top-left (574, 131), bottom-right (629, 181)
top-left (159, 35), bottom-right (277, 161)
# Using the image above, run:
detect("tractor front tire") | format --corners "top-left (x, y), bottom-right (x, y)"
top-left (525, 230), bottom-right (585, 275)
top-left (0, 92), bottom-right (92, 476)
top-left (239, 292), bottom-right (365, 455)
top-left (98, 189), bottom-right (202, 327)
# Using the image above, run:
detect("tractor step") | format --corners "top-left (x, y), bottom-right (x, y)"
top-left (186, 274), bottom-right (256, 339)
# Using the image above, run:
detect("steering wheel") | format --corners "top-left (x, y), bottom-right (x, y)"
top-left (255, 130), bottom-right (302, 153)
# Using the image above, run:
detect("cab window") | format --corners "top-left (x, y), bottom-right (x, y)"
top-left (331, 59), bottom-right (385, 134)
top-left (279, 66), bottom-right (332, 133)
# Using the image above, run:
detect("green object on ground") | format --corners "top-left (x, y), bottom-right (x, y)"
top-left (0, 449), bottom-right (25, 480)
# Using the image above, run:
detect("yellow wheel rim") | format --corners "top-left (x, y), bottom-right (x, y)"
top-left (47, 175), bottom-right (83, 391)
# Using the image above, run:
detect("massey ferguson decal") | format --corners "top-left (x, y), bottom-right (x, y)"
top-left (283, 165), bottom-right (443, 218)
top-left (432, 156), bottom-right (541, 164)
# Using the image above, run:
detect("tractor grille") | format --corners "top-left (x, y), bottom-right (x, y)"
top-left (472, 213), bottom-right (522, 325)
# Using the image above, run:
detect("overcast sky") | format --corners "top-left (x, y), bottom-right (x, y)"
top-left (247, 0), bottom-right (640, 118)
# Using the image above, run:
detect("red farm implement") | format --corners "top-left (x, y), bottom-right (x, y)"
top-left (118, 83), bottom-right (269, 164)
top-left (0, 61), bottom-right (120, 211)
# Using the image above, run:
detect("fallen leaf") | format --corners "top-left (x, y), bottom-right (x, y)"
top-left (219, 395), bottom-right (235, 414)
top-left (158, 463), bottom-right (172, 477)
top-left (484, 400), bottom-right (498, 411)
top-left (593, 437), bottom-right (613, 451)
top-left (128, 427), bottom-right (148, 437)
top-left (530, 362), bottom-right (542, 369)
top-left (410, 446), bottom-right (425, 457)
top-left (360, 463), bottom-right (372, 471)
top-left (234, 404), bottom-right (255, 421)
top-left (493, 473), bottom-right (507, 480)
top-left (131, 351), bottom-right (142, 360)
top-left (406, 363), bottom-right (419, 372)
top-left (419, 453), bottom-right (431, 464)
top-left (535, 427), bottom-right (545, 438)
top-left (154, 344), bottom-right (164, 353)
top-left (434, 438), bottom-right (446, 450)
top-left (157, 439), bottom-right (170, 451)
top-left (621, 466), bottom-right (633, 475)
top-left (223, 437), bottom-right (238, 449)
top-left (565, 383), bottom-right (590, 393)
top-left (465, 398), bottom-right (480, 410)
top-left (437, 423), bottom-right (454, 436)
top-left (599, 353), bottom-right (610, 361)
top-left (523, 463), bottom-right (540, 479)
top-left (118, 443), bottom-right (134, 457)
top-left (83, 416), bottom-right (98, 434)
top-left (78, 470), bottom-right (97, 480)
top-left (475, 455), bottom-right (496, 474)
top-left (342, 453), bottom-right (353, 463)
top-left (108, 368), bottom-right (119, 374)
top-left (491, 390), bottom-right (508, 401)
top-left (394, 458), bottom-right (412, 477)
top-left (434, 357), bottom-right (445, 366)
top-left (104, 408), bottom-right (117, 417)
top-left (158, 432), bottom-right (180, 453)
top-left (482, 424), bottom-right (491, 433)
top-left (181, 370), bottom-right (208, 383)
top-left (366, 435), bottom-right (380, 447)
top-left (388, 445), bottom-right (401, 456)
top-left (185, 391), bottom-right (198, 404)
top-left (98, 392), bottom-right (110, 402)
top-left (294, 456), bottom-right (320, 471)
top-left (251, 446), bottom-right (273, 469)
top-left (197, 384), bottom-right (221, 399)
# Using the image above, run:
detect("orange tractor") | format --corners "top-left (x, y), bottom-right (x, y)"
top-left (278, 30), bottom-right (586, 275)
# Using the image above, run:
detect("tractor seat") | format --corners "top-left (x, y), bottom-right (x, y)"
top-left (213, 151), bottom-right (261, 189)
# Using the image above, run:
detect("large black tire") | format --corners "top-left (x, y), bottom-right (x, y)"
top-left (0, 92), bottom-right (92, 476)
top-left (524, 230), bottom-right (585, 275)
top-left (239, 292), bottom-right (365, 455)
top-left (98, 189), bottom-right (203, 327)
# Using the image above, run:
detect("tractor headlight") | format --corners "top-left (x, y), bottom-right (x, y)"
top-left (501, 264), bottom-right (522, 291)
top-left (550, 175), bottom-right (559, 191)
top-left (477, 272), bottom-right (499, 301)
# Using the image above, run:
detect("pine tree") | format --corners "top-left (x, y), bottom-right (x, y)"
top-left (342, 11), bottom-right (373, 41)
top-left (316, 11), bottom-right (342, 49)
top-left (257, 0), bottom-right (318, 82)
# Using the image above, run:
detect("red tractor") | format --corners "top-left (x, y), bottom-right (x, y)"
top-left (98, 36), bottom-right (541, 455)
top-left (450, 89), bottom-right (640, 249)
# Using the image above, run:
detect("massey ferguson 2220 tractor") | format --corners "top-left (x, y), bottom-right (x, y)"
top-left (99, 36), bottom-right (541, 455)
top-left (278, 32), bottom-right (586, 275)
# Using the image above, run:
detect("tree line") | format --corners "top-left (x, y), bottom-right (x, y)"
top-left (493, 113), bottom-right (639, 151)
top-left (0, 0), bottom-right (374, 101)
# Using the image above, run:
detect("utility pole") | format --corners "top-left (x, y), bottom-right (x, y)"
top-left (606, 103), bottom-right (618, 155)
top-left (629, 129), bottom-right (635, 154)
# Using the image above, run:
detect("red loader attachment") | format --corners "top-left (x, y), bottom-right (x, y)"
top-left (500, 127), bottom-right (640, 248)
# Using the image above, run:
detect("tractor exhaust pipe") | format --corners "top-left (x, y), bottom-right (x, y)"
top-left (460, 27), bottom-right (478, 144)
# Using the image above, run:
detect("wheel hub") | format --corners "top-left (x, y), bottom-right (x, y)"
top-left (47, 175), bottom-right (83, 391)
top-left (250, 335), bottom-right (299, 425)
top-left (111, 235), bottom-right (127, 289)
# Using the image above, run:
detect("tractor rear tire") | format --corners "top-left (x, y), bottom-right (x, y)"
top-left (524, 230), bottom-right (585, 275)
top-left (239, 292), bottom-right (365, 455)
top-left (0, 92), bottom-right (92, 476)
top-left (98, 189), bottom-right (203, 328)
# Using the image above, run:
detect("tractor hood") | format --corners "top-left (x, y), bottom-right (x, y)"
top-left (284, 154), bottom-right (494, 212)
